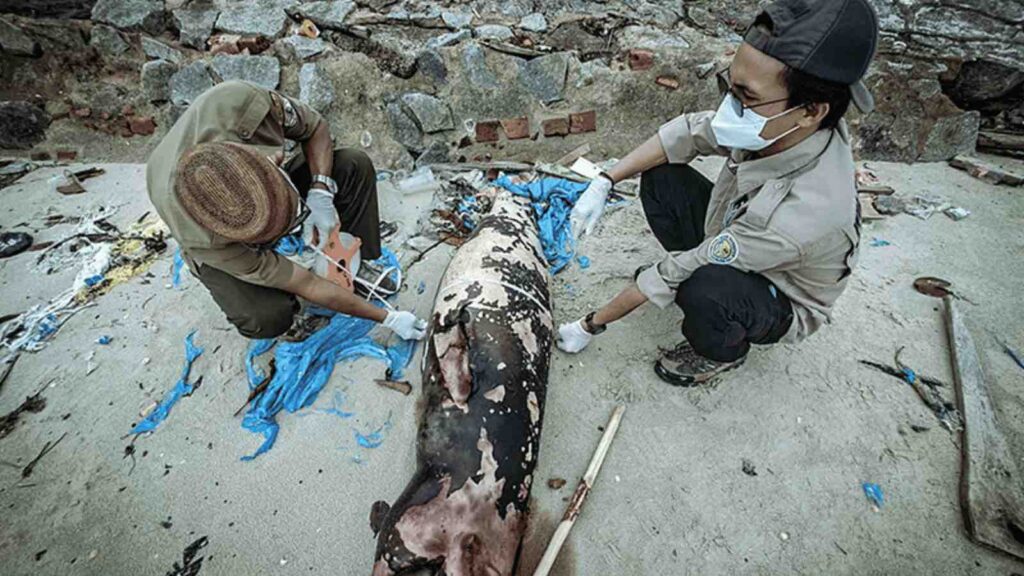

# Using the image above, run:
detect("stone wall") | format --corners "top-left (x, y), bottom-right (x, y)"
top-left (0, 0), bottom-right (1020, 167)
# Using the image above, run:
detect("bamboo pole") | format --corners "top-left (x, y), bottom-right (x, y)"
top-left (532, 405), bottom-right (625, 576)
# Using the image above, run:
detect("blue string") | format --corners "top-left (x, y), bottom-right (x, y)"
top-left (132, 331), bottom-right (204, 434)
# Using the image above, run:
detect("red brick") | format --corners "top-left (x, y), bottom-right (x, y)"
top-left (71, 107), bottom-right (91, 118)
top-left (475, 120), bottom-right (500, 143)
top-left (628, 49), bottom-right (654, 71)
top-left (542, 117), bottom-right (570, 137)
top-left (121, 104), bottom-right (135, 116)
top-left (569, 110), bottom-right (596, 134)
top-left (30, 151), bottom-right (52, 161)
top-left (56, 150), bottom-right (78, 162)
top-left (655, 75), bottom-right (680, 90)
top-left (501, 116), bottom-right (530, 140)
top-left (129, 116), bottom-right (156, 136)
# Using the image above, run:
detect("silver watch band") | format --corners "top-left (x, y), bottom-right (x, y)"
top-left (311, 174), bottom-right (337, 196)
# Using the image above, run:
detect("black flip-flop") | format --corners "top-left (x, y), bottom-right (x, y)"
top-left (0, 232), bottom-right (32, 259)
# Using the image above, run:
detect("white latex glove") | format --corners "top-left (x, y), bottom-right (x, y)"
top-left (304, 188), bottom-right (340, 250)
top-left (383, 310), bottom-right (428, 341)
top-left (570, 176), bottom-right (613, 239)
top-left (556, 318), bottom-right (593, 354)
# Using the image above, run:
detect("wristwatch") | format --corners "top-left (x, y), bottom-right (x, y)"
top-left (311, 174), bottom-right (337, 196)
top-left (583, 311), bottom-right (607, 335)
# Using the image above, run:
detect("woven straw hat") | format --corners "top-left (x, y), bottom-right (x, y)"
top-left (174, 142), bottom-right (298, 245)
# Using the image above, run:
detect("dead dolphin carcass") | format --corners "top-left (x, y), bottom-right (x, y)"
top-left (372, 191), bottom-right (554, 576)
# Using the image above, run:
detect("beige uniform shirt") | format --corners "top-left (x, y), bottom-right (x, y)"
top-left (636, 111), bottom-right (861, 342)
top-left (146, 80), bottom-right (323, 289)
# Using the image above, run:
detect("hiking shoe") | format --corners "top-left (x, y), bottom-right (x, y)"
top-left (281, 313), bottom-right (331, 342)
top-left (355, 260), bottom-right (399, 298)
top-left (654, 340), bottom-right (745, 387)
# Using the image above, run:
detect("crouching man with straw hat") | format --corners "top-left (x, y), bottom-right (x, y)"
top-left (147, 81), bottom-right (427, 342)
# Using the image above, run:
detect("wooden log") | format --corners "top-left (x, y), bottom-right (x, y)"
top-left (944, 296), bottom-right (1024, 561)
top-left (977, 131), bottom-right (1024, 159)
top-left (532, 405), bottom-right (625, 576)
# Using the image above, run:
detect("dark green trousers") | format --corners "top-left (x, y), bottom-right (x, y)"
top-left (195, 147), bottom-right (381, 339)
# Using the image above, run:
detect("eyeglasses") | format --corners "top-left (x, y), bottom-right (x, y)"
top-left (716, 69), bottom-right (791, 117)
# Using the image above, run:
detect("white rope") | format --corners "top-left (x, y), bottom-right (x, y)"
top-left (439, 277), bottom-right (550, 314)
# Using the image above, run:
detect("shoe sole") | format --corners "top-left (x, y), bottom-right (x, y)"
top-left (653, 355), bottom-right (746, 387)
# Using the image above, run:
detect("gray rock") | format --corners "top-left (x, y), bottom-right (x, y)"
top-left (210, 54), bottom-right (280, 89)
top-left (0, 18), bottom-right (40, 57)
top-left (298, 63), bottom-right (333, 112)
top-left (0, 101), bottom-right (50, 150)
top-left (618, 25), bottom-right (690, 50)
top-left (462, 43), bottom-right (499, 89)
top-left (289, 1), bottom-right (355, 30)
top-left (142, 59), bottom-right (177, 103)
top-left (474, 25), bottom-right (513, 41)
top-left (173, 6), bottom-right (219, 49)
top-left (169, 61), bottom-right (214, 106)
top-left (91, 0), bottom-right (165, 34)
top-left (90, 24), bottom-right (129, 57)
top-left (427, 29), bottom-right (470, 49)
top-left (141, 36), bottom-right (182, 63)
top-left (518, 13), bottom-right (547, 33)
top-left (401, 93), bottom-right (454, 134)
top-left (946, 60), bottom-right (1024, 106)
top-left (279, 35), bottom-right (328, 61)
top-left (416, 140), bottom-right (450, 167)
top-left (215, 1), bottom-right (295, 38)
top-left (416, 50), bottom-right (447, 84)
top-left (441, 10), bottom-right (473, 30)
top-left (919, 111), bottom-right (980, 162)
top-left (386, 101), bottom-right (424, 153)
top-left (519, 52), bottom-right (569, 104)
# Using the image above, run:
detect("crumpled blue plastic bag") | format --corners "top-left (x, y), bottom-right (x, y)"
top-left (494, 176), bottom-right (590, 274)
top-left (132, 331), bottom-right (204, 434)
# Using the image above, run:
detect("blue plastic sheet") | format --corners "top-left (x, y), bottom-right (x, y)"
top-left (239, 248), bottom-right (418, 461)
top-left (862, 482), bottom-right (884, 508)
top-left (869, 237), bottom-right (891, 247)
top-left (354, 419), bottom-right (391, 449)
top-left (132, 331), bottom-right (204, 434)
top-left (97, 335), bottom-right (112, 345)
top-left (171, 247), bottom-right (185, 289)
top-left (494, 176), bottom-right (590, 274)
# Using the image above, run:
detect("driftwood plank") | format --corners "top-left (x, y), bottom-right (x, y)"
top-left (945, 296), bottom-right (1024, 560)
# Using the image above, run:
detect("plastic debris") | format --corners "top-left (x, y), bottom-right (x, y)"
top-left (131, 331), bottom-right (204, 434)
top-left (97, 335), bottom-right (112, 345)
top-left (240, 249), bottom-right (418, 460)
top-left (998, 338), bottom-right (1024, 371)
top-left (354, 419), bottom-right (392, 449)
top-left (494, 176), bottom-right (590, 274)
top-left (944, 206), bottom-right (970, 221)
top-left (397, 166), bottom-right (439, 196)
top-left (576, 255), bottom-right (591, 268)
top-left (171, 247), bottom-right (185, 289)
top-left (868, 237), bottom-right (890, 247)
top-left (862, 482), bottom-right (884, 509)
top-left (0, 231), bottom-right (32, 259)
top-left (416, 280), bottom-right (426, 294)
top-left (360, 130), bottom-right (373, 148)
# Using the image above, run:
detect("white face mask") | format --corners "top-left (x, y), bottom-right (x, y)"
top-left (711, 93), bottom-right (801, 151)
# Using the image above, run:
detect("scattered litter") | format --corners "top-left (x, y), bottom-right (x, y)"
top-left (862, 482), bottom-right (884, 510)
top-left (997, 338), bottom-right (1024, 371)
top-left (547, 477), bottom-right (567, 489)
top-left (397, 166), bottom-right (439, 196)
top-left (569, 157), bottom-right (602, 179)
top-left (165, 536), bottom-right (209, 576)
top-left (0, 392), bottom-right (46, 440)
top-left (131, 331), bottom-right (204, 435)
top-left (360, 130), bottom-right (372, 148)
top-left (576, 255), bottom-right (591, 268)
top-left (913, 276), bottom-right (953, 299)
top-left (741, 459), bottom-right (757, 476)
top-left (0, 231), bottom-right (32, 258)
top-left (494, 176), bottom-right (590, 274)
top-left (298, 19), bottom-right (319, 38)
top-left (949, 155), bottom-right (1024, 187)
top-left (859, 347), bottom-right (960, 433)
top-left (903, 195), bottom-right (951, 220)
top-left (416, 280), bottom-right (426, 294)
top-left (96, 335), bottom-right (112, 345)
top-left (944, 206), bottom-right (971, 221)
top-left (240, 250), bottom-right (418, 460)
top-left (50, 169), bottom-right (86, 195)
top-left (21, 431), bottom-right (67, 479)
top-left (171, 247), bottom-right (186, 289)
top-left (354, 418), bottom-right (392, 449)
top-left (376, 379), bottom-right (412, 395)
top-left (868, 237), bottom-right (890, 247)
top-left (779, 531), bottom-right (789, 541)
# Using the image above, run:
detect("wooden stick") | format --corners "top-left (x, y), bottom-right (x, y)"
top-left (533, 405), bottom-right (625, 576)
top-left (375, 379), bottom-right (412, 396)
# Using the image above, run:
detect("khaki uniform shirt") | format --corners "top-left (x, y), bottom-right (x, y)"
top-left (146, 80), bottom-right (323, 289)
top-left (636, 111), bottom-right (861, 342)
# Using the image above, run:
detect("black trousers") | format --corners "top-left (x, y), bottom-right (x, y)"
top-left (196, 147), bottom-right (381, 340)
top-left (639, 164), bottom-right (794, 362)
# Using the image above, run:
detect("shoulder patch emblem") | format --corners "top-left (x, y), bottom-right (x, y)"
top-left (707, 232), bottom-right (739, 265)
top-left (280, 96), bottom-right (299, 129)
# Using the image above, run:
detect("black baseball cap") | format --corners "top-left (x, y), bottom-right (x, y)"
top-left (743, 0), bottom-right (879, 113)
